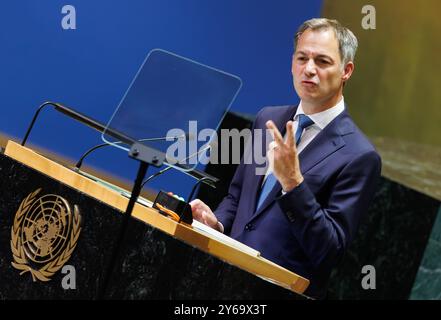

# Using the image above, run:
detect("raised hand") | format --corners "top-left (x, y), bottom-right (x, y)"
top-left (266, 120), bottom-right (304, 192)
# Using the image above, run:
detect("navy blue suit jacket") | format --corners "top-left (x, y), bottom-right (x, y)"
top-left (214, 105), bottom-right (382, 299)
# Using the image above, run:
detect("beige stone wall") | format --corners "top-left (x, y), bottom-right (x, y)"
top-left (322, 0), bottom-right (441, 147)
top-left (322, 1), bottom-right (441, 199)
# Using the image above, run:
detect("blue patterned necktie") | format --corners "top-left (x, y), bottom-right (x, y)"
top-left (256, 114), bottom-right (314, 210)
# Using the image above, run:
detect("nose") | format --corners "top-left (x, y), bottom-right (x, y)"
top-left (304, 59), bottom-right (316, 76)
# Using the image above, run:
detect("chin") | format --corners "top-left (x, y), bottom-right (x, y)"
top-left (298, 92), bottom-right (318, 101)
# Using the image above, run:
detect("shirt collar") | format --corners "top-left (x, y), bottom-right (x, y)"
top-left (295, 97), bottom-right (345, 130)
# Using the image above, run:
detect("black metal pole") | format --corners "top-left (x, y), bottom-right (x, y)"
top-left (98, 160), bottom-right (149, 299)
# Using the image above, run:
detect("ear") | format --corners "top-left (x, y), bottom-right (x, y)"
top-left (342, 61), bottom-right (354, 82)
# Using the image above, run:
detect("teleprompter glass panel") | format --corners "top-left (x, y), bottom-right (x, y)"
top-left (102, 49), bottom-right (242, 171)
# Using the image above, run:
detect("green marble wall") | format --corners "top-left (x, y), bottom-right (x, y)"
top-left (410, 205), bottom-right (441, 299)
top-left (327, 178), bottom-right (440, 299)
top-left (320, 0), bottom-right (441, 299)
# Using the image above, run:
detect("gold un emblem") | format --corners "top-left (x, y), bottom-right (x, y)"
top-left (11, 188), bottom-right (81, 281)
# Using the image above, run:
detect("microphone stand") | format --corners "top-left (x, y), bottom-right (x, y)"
top-left (21, 102), bottom-right (54, 146)
top-left (20, 101), bottom-right (217, 298)
top-left (99, 145), bottom-right (217, 298)
top-left (187, 177), bottom-right (216, 203)
top-left (20, 101), bottom-right (155, 299)
top-left (74, 142), bottom-right (110, 170)
top-left (98, 142), bottom-right (165, 299)
top-left (141, 166), bottom-right (172, 188)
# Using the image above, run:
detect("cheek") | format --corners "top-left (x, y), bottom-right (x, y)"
top-left (292, 65), bottom-right (301, 78)
top-left (320, 71), bottom-right (337, 87)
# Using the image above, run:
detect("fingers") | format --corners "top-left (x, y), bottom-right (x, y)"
top-left (266, 120), bottom-right (275, 139)
top-left (190, 199), bottom-right (213, 221)
top-left (190, 199), bottom-right (208, 210)
top-left (189, 199), bottom-right (201, 209)
top-left (285, 121), bottom-right (295, 148)
top-left (190, 199), bottom-right (203, 217)
top-left (266, 120), bottom-right (284, 146)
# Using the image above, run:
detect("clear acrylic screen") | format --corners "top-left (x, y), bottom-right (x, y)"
top-left (102, 49), bottom-right (242, 171)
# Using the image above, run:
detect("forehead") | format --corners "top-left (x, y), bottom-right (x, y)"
top-left (295, 28), bottom-right (340, 58)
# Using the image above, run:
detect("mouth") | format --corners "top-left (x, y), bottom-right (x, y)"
top-left (301, 80), bottom-right (317, 86)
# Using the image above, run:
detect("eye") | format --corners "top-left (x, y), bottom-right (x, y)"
top-left (317, 58), bottom-right (330, 65)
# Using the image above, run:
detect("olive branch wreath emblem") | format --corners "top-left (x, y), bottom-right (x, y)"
top-left (10, 188), bottom-right (82, 282)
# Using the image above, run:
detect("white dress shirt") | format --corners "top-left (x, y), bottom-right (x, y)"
top-left (294, 97), bottom-right (346, 154)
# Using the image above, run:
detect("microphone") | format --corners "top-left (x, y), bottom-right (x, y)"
top-left (21, 101), bottom-right (133, 146)
top-left (74, 133), bottom-right (189, 170)
top-left (22, 101), bottom-right (218, 191)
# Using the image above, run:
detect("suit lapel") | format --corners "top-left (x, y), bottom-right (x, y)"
top-left (299, 114), bottom-right (347, 174)
top-left (251, 109), bottom-right (353, 218)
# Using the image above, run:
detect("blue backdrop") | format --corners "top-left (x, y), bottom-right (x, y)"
top-left (0, 0), bottom-right (322, 198)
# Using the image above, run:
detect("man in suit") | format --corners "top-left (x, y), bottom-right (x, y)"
top-left (190, 18), bottom-right (381, 299)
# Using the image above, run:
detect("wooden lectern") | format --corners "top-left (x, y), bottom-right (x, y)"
top-left (0, 141), bottom-right (309, 299)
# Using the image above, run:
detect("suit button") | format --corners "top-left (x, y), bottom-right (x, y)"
top-left (245, 223), bottom-right (254, 231)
